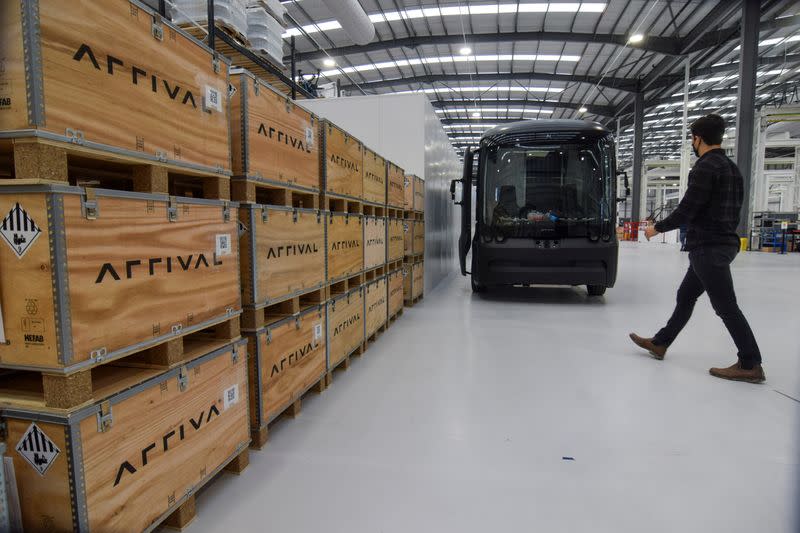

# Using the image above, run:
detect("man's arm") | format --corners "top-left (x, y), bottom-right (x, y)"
top-left (654, 164), bottom-right (713, 233)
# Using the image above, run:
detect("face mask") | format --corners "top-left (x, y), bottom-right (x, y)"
top-left (691, 137), bottom-right (700, 157)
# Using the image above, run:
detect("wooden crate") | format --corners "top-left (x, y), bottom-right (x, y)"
top-left (230, 69), bottom-right (320, 192)
top-left (414, 176), bottom-right (425, 212)
top-left (364, 216), bottom-right (387, 270)
top-left (321, 120), bottom-right (363, 199)
top-left (365, 276), bottom-right (388, 338)
top-left (0, 0), bottom-right (232, 175)
top-left (0, 185), bottom-right (241, 373)
top-left (363, 148), bottom-right (386, 205)
top-left (387, 217), bottom-right (404, 262)
top-left (326, 286), bottom-right (364, 370)
top-left (0, 339), bottom-right (249, 532)
top-left (403, 219), bottom-right (414, 256)
top-left (403, 174), bottom-right (416, 210)
top-left (413, 219), bottom-right (425, 255)
top-left (246, 305), bottom-right (326, 433)
top-left (327, 212), bottom-right (363, 282)
top-left (387, 162), bottom-right (405, 208)
top-left (387, 268), bottom-right (404, 318)
top-left (239, 204), bottom-right (325, 307)
top-left (412, 261), bottom-right (424, 299)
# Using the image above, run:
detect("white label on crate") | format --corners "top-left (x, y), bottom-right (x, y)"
top-left (305, 127), bottom-right (314, 150)
top-left (223, 384), bottom-right (240, 410)
top-left (314, 322), bottom-right (323, 340)
top-left (781, 221), bottom-right (788, 230)
top-left (16, 422), bottom-right (60, 476)
top-left (216, 234), bottom-right (232, 256)
top-left (0, 203), bottom-right (42, 259)
top-left (205, 85), bottom-right (222, 113)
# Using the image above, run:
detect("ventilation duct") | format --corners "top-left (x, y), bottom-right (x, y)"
top-left (320, 0), bottom-right (375, 45)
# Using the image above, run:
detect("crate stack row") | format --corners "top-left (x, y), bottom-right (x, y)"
top-left (0, 3), bottom-right (424, 532)
top-left (403, 175), bottom-right (426, 306)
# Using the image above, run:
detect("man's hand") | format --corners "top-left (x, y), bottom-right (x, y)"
top-left (644, 222), bottom-right (659, 241)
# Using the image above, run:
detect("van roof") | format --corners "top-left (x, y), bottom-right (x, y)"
top-left (482, 119), bottom-right (610, 142)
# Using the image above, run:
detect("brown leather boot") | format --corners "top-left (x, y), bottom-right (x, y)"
top-left (709, 361), bottom-right (766, 383)
top-left (629, 333), bottom-right (667, 360)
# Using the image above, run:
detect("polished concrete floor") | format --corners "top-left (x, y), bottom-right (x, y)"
top-left (189, 243), bottom-right (800, 533)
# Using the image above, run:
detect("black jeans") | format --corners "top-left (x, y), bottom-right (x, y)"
top-left (653, 244), bottom-right (762, 367)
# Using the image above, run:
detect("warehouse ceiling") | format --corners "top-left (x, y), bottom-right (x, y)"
top-left (279, 0), bottom-right (800, 165)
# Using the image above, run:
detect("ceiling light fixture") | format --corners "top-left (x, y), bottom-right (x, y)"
top-left (579, 107), bottom-right (588, 113)
top-left (628, 33), bottom-right (645, 44)
top-left (460, 46), bottom-right (472, 55)
top-left (323, 58), bottom-right (336, 67)
top-left (471, 111), bottom-right (481, 117)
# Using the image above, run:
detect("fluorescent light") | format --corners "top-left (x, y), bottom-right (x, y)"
top-left (323, 58), bottom-right (336, 67)
top-left (628, 33), bottom-right (645, 44)
top-left (395, 86), bottom-right (563, 95)
top-left (471, 111), bottom-right (481, 117)
top-left (460, 46), bottom-right (472, 55)
top-left (578, 107), bottom-right (588, 113)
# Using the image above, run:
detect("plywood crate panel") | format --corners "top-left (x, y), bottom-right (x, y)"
top-left (327, 212), bottom-right (363, 281)
top-left (326, 287), bottom-right (363, 369)
top-left (246, 305), bottom-right (326, 429)
top-left (239, 205), bottom-right (325, 306)
top-left (413, 219), bottom-right (425, 255)
top-left (0, 0), bottom-right (232, 174)
top-left (412, 261), bottom-right (424, 299)
top-left (0, 340), bottom-right (249, 532)
top-left (403, 219), bottom-right (414, 256)
top-left (230, 69), bottom-right (319, 191)
top-left (387, 217), bottom-right (404, 262)
top-left (364, 216), bottom-right (387, 270)
top-left (363, 148), bottom-right (386, 205)
top-left (0, 185), bottom-right (241, 372)
top-left (321, 120), bottom-right (363, 199)
top-left (414, 176), bottom-right (425, 212)
top-left (387, 269), bottom-right (404, 317)
top-left (365, 276), bottom-right (387, 338)
top-left (387, 162), bottom-right (405, 208)
top-left (403, 175), bottom-right (416, 210)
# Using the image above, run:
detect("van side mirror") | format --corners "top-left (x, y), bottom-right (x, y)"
top-left (450, 179), bottom-right (463, 205)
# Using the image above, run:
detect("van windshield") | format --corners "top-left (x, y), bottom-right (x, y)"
top-left (480, 136), bottom-right (615, 240)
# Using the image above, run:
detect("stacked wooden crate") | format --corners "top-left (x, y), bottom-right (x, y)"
top-left (0, 2), bottom-right (250, 531)
top-left (403, 175), bottom-right (426, 306)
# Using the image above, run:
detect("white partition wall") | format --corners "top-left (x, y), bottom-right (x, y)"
top-left (302, 93), bottom-right (461, 292)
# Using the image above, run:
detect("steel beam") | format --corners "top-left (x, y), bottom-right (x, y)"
top-left (431, 99), bottom-right (617, 117)
top-left (736, 0), bottom-right (760, 236)
top-left (632, 91), bottom-right (645, 222)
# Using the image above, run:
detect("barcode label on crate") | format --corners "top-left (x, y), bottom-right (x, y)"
top-left (223, 384), bottom-right (239, 410)
top-left (205, 85), bottom-right (222, 113)
top-left (314, 322), bottom-right (322, 340)
top-left (216, 234), bottom-right (232, 256)
top-left (16, 422), bottom-right (60, 476)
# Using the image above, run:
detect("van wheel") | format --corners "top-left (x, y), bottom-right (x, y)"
top-left (471, 278), bottom-right (486, 293)
top-left (587, 285), bottom-right (606, 296)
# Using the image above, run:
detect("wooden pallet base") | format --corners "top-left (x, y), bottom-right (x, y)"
top-left (387, 308), bottom-right (404, 326)
top-left (403, 210), bottom-right (424, 221)
top-left (179, 21), bottom-right (249, 48)
top-left (404, 294), bottom-right (424, 307)
top-left (249, 374), bottom-right (327, 449)
top-left (387, 207), bottom-right (403, 218)
top-left (364, 264), bottom-right (387, 282)
top-left (323, 194), bottom-right (362, 214)
top-left (0, 137), bottom-right (231, 199)
top-left (362, 203), bottom-right (386, 217)
top-left (242, 287), bottom-right (327, 330)
top-left (4, 315), bottom-right (241, 410)
top-left (387, 259), bottom-right (403, 272)
top-left (232, 178), bottom-right (319, 208)
top-left (328, 272), bottom-right (365, 296)
top-left (325, 352), bottom-right (353, 387)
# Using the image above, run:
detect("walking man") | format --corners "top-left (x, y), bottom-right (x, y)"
top-left (629, 114), bottom-right (765, 383)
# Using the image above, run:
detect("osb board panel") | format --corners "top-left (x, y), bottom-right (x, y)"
top-left (403, 219), bottom-right (414, 256)
top-left (365, 278), bottom-right (387, 337)
top-left (387, 218), bottom-right (404, 262)
top-left (3, 419), bottom-right (73, 532)
top-left (257, 309), bottom-right (325, 423)
top-left (0, 194), bottom-right (58, 367)
top-left (324, 122), bottom-right (362, 199)
top-left (388, 271), bottom-right (403, 317)
top-left (362, 149), bottom-right (386, 205)
top-left (38, 0), bottom-right (231, 170)
top-left (413, 220), bottom-right (425, 255)
top-left (412, 262), bottom-right (424, 298)
top-left (0, 0), bottom-right (27, 130)
top-left (232, 74), bottom-right (319, 190)
top-left (364, 217), bottom-right (386, 270)
top-left (403, 175), bottom-right (414, 210)
top-left (327, 213), bottom-right (362, 281)
top-left (64, 194), bottom-right (240, 365)
top-left (80, 344), bottom-right (249, 532)
top-left (253, 208), bottom-right (324, 304)
top-left (327, 292), bottom-right (363, 368)
top-left (414, 177), bottom-right (425, 211)
top-left (387, 164), bottom-right (404, 208)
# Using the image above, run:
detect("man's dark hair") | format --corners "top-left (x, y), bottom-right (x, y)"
top-left (690, 114), bottom-right (725, 146)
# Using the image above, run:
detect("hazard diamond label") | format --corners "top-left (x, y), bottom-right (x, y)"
top-left (16, 422), bottom-right (61, 476)
top-left (0, 203), bottom-right (42, 258)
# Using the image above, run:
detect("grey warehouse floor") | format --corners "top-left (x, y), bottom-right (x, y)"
top-left (188, 243), bottom-right (800, 533)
